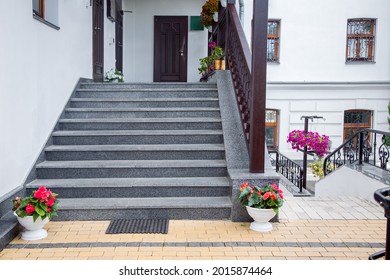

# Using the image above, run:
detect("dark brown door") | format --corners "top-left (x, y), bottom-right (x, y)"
top-left (154, 16), bottom-right (188, 82)
top-left (115, 0), bottom-right (123, 72)
top-left (93, 0), bottom-right (104, 82)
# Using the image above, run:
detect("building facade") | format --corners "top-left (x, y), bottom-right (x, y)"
top-left (0, 0), bottom-right (389, 198)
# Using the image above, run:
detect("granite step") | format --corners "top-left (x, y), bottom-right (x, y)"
top-left (52, 130), bottom-right (224, 145)
top-left (64, 107), bottom-right (221, 119)
top-left (75, 88), bottom-right (218, 98)
top-left (26, 177), bottom-right (231, 198)
top-left (55, 196), bottom-right (232, 220)
top-left (36, 160), bottom-right (228, 179)
top-left (79, 82), bottom-right (217, 90)
top-left (45, 144), bottom-right (225, 161)
top-left (58, 118), bottom-right (222, 131)
top-left (70, 97), bottom-right (220, 108)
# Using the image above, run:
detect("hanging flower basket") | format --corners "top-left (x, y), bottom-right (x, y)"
top-left (287, 130), bottom-right (331, 158)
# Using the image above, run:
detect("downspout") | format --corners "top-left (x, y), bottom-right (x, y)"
top-left (238, 0), bottom-right (244, 26)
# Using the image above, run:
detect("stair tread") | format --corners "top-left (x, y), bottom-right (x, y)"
top-left (52, 130), bottom-right (223, 136)
top-left (71, 97), bottom-right (218, 102)
top-left (59, 196), bottom-right (232, 209)
top-left (59, 117), bottom-right (222, 123)
top-left (27, 177), bottom-right (230, 188)
top-left (36, 160), bottom-right (227, 168)
top-left (66, 107), bottom-right (220, 112)
top-left (77, 88), bottom-right (217, 92)
top-left (45, 144), bottom-right (225, 152)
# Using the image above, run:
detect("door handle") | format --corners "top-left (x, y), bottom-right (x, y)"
top-left (179, 38), bottom-right (185, 57)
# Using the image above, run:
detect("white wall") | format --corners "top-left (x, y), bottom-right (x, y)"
top-left (315, 166), bottom-right (387, 204)
top-left (123, 0), bottom-right (208, 82)
top-left (267, 83), bottom-right (390, 159)
top-left (242, 0), bottom-right (390, 82)
top-left (0, 0), bottom-right (93, 197)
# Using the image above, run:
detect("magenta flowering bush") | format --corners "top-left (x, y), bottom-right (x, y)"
top-left (287, 130), bottom-right (331, 158)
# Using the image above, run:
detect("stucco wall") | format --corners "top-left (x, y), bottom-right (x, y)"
top-left (266, 83), bottom-right (390, 159)
top-left (0, 1), bottom-right (94, 197)
top-left (123, 0), bottom-right (208, 82)
top-left (242, 0), bottom-right (390, 82)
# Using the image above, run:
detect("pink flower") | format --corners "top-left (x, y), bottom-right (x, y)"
top-left (26, 204), bottom-right (35, 214)
top-left (263, 192), bottom-right (270, 200)
top-left (46, 208), bottom-right (52, 213)
top-left (240, 182), bottom-right (250, 191)
top-left (279, 193), bottom-right (284, 199)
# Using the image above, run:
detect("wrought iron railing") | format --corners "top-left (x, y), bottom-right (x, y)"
top-left (324, 129), bottom-right (390, 176)
top-left (269, 150), bottom-right (304, 192)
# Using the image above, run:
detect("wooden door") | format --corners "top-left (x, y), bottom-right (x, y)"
top-left (154, 16), bottom-right (188, 82)
top-left (93, 0), bottom-right (104, 82)
top-left (115, 0), bottom-right (123, 72)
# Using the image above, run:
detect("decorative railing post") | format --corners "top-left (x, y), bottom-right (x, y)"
top-left (249, 0), bottom-right (269, 173)
top-left (358, 131), bottom-right (364, 165)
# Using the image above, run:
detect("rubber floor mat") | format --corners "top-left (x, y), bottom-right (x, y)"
top-left (105, 219), bottom-right (169, 234)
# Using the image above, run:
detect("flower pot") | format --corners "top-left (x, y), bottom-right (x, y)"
top-left (14, 212), bottom-right (49, 241)
top-left (214, 59), bottom-right (225, 70)
top-left (220, 0), bottom-right (227, 7)
top-left (213, 12), bottom-right (218, 22)
top-left (245, 206), bottom-right (276, 232)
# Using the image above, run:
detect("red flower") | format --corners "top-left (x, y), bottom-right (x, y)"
top-left (270, 193), bottom-right (277, 200)
top-left (279, 193), bottom-right (284, 199)
top-left (46, 208), bottom-right (52, 213)
top-left (240, 182), bottom-right (250, 192)
top-left (26, 204), bottom-right (35, 214)
top-left (14, 203), bottom-right (20, 209)
top-left (257, 191), bottom-right (262, 197)
top-left (34, 186), bottom-right (51, 202)
top-left (263, 192), bottom-right (270, 200)
top-left (46, 197), bottom-right (56, 207)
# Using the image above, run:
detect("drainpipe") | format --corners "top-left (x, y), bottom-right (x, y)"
top-left (238, 0), bottom-right (244, 25)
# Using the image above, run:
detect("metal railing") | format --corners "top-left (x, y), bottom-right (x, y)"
top-left (324, 129), bottom-right (390, 176)
top-left (269, 150), bottom-right (304, 192)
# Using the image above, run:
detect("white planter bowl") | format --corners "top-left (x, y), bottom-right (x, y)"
top-left (14, 212), bottom-right (49, 241)
top-left (246, 206), bottom-right (276, 232)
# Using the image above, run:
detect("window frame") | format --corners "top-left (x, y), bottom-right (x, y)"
top-left (346, 18), bottom-right (376, 62)
top-left (265, 109), bottom-right (279, 150)
top-left (343, 109), bottom-right (372, 144)
top-left (267, 19), bottom-right (281, 63)
top-left (33, 0), bottom-right (45, 18)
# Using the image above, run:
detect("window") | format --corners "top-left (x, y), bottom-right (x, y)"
top-left (32, 0), bottom-right (59, 29)
top-left (267, 20), bottom-right (280, 62)
top-left (265, 109), bottom-right (279, 150)
top-left (33, 0), bottom-right (44, 18)
top-left (343, 110), bottom-right (372, 142)
top-left (346, 19), bottom-right (376, 62)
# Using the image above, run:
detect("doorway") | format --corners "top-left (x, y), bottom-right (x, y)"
top-left (154, 16), bottom-right (188, 82)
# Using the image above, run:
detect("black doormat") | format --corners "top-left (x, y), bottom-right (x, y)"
top-left (106, 219), bottom-right (169, 234)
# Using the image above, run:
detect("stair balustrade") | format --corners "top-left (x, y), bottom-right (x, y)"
top-left (323, 129), bottom-right (390, 176)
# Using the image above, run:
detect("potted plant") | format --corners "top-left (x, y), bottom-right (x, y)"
top-left (12, 186), bottom-right (59, 240)
top-left (238, 182), bottom-right (284, 232)
top-left (209, 42), bottom-right (225, 70)
top-left (105, 68), bottom-right (124, 82)
top-left (198, 55), bottom-right (214, 81)
top-left (200, 0), bottom-right (219, 31)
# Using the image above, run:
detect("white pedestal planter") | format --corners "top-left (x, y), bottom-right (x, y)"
top-left (14, 213), bottom-right (49, 241)
top-left (220, 0), bottom-right (227, 7)
top-left (246, 206), bottom-right (276, 232)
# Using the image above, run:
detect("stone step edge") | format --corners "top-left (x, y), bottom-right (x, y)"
top-left (26, 177), bottom-right (230, 188)
top-left (59, 196), bottom-right (232, 210)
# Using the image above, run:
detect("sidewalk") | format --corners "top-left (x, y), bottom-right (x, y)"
top-left (0, 196), bottom-right (386, 260)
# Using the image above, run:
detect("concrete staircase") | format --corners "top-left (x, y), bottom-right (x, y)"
top-left (26, 82), bottom-right (232, 220)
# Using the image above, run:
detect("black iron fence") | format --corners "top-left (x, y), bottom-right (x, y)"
top-left (269, 150), bottom-right (304, 192)
top-left (324, 129), bottom-right (390, 176)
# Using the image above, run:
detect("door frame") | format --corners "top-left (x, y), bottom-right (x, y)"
top-left (153, 16), bottom-right (188, 82)
top-left (93, 0), bottom-right (104, 82)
